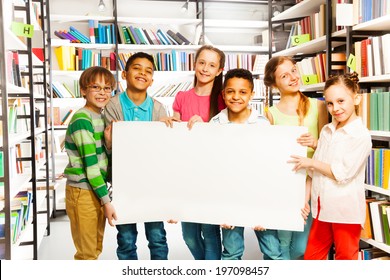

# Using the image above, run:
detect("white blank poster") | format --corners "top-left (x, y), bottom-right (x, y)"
top-left (112, 122), bottom-right (307, 231)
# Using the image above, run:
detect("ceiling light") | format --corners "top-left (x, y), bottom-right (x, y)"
top-left (181, 0), bottom-right (189, 13)
top-left (98, 0), bottom-right (106, 12)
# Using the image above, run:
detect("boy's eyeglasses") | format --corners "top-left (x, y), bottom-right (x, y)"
top-left (88, 85), bottom-right (112, 93)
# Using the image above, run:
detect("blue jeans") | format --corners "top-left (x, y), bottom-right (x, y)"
top-left (278, 213), bottom-right (313, 259)
top-left (181, 222), bottom-right (221, 260)
top-left (222, 227), bottom-right (283, 260)
top-left (116, 222), bottom-right (168, 260)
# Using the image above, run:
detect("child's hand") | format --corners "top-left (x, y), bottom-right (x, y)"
top-left (160, 116), bottom-right (181, 128)
top-left (104, 121), bottom-right (116, 150)
top-left (288, 155), bottom-right (313, 172)
top-left (297, 133), bottom-right (317, 150)
top-left (253, 225), bottom-right (266, 231)
top-left (187, 115), bottom-right (203, 130)
top-left (167, 219), bottom-right (178, 224)
top-left (103, 202), bottom-right (117, 227)
top-left (301, 202), bottom-right (310, 224)
top-left (221, 224), bottom-right (235, 230)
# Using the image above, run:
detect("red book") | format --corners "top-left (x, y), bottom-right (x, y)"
top-left (361, 39), bottom-right (368, 77)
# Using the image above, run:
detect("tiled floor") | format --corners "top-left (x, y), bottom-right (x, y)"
top-left (38, 210), bottom-right (264, 260)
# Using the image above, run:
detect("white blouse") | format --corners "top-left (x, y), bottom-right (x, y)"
top-left (310, 118), bottom-right (372, 227)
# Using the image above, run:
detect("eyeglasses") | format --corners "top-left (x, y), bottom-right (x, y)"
top-left (88, 85), bottom-right (113, 93)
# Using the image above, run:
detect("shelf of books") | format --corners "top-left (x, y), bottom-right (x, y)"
top-left (1, 0), bottom-right (52, 259)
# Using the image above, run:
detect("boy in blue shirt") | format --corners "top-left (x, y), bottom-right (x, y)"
top-left (211, 68), bottom-right (282, 260)
top-left (104, 52), bottom-right (169, 260)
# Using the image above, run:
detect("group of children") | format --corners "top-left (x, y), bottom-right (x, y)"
top-left (63, 45), bottom-right (371, 260)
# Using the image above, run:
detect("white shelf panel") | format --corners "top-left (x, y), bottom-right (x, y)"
top-left (50, 14), bottom-right (114, 22)
top-left (204, 19), bottom-right (268, 29)
top-left (5, 29), bottom-right (27, 51)
top-left (273, 30), bottom-right (345, 56)
top-left (353, 15), bottom-right (390, 31)
top-left (117, 17), bottom-right (201, 26)
top-left (370, 130), bottom-right (390, 141)
top-left (118, 44), bottom-right (201, 51)
top-left (300, 83), bottom-right (325, 92)
top-left (361, 238), bottom-right (390, 254)
top-left (359, 75), bottom-right (390, 83)
top-left (365, 184), bottom-right (390, 197)
top-left (272, 0), bottom-right (326, 22)
top-left (50, 39), bottom-right (115, 49)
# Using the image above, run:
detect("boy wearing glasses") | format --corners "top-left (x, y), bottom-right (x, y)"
top-left (104, 52), bottom-right (169, 260)
top-left (64, 66), bottom-right (117, 259)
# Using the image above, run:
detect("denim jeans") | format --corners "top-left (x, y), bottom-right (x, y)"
top-left (181, 222), bottom-right (221, 260)
top-left (278, 214), bottom-right (313, 259)
top-left (222, 227), bottom-right (283, 260)
top-left (116, 222), bottom-right (168, 260)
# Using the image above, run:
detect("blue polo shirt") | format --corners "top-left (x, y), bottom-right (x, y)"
top-left (119, 91), bottom-right (153, 121)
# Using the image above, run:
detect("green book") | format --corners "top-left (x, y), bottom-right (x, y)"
top-left (121, 25), bottom-right (131, 44)
top-left (380, 203), bottom-right (390, 246)
top-left (126, 26), bottom-right (136, 44)
top-left (377, 92), bottom-right (384, 131)
top-left (369, 92), bottom-right (378, 130)
top-left (0, 151), bottom-right (3, 177)
top-left (384, 92), bottom-right (390, 131)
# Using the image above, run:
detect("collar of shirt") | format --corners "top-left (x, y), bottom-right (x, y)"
top-left (326, 117), bottom-right (365, 138)
top-left (120, 91), bottom-right (152, 112)
top-left (213, 108), bottom-right (260, 124)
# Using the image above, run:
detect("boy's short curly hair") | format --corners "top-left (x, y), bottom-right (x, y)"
top-left (223, 68), bottom-right (254, 91)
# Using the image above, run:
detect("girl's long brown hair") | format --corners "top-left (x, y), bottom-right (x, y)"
top-left (264, 56), bottom-right (309, 125)
top-left (194, 45), bottom-right (225, 120)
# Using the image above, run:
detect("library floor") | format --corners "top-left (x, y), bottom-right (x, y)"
top-left (38, 210), bottom-right (264, 260)
top-left (37, 154), bottom-right (264, 260)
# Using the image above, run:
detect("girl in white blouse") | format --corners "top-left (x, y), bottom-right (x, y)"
top-left (289, 72), bottom-right (372, 260)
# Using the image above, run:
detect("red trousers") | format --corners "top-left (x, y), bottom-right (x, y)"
top-left (304, 198), bottom-right (361, 260)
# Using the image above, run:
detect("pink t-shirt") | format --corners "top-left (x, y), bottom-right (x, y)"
top-left (172, 88), bottom-right (210, 121)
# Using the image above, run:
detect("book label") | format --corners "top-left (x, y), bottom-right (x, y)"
top-left (347, 53), bottom-right (356, 72)
top-left (302, 75), bottom-right (318, 85)
top-left (11, 22), bottom-right (34, 38)
top-left (291, 34), bottom-right (310, 46)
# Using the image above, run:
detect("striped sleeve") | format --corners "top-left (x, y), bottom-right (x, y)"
top-left (64, 110), bottom-right (109, 202)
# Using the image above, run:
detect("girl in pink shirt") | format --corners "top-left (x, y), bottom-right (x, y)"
top-left (171, 45), bottom-right (225, 260)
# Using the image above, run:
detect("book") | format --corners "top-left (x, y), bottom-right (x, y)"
top-left (128, 25), bottom-right (141, 45)
top-left (60, 109), bottom-right (73, 125)
top-left (167, 30), bottom-right (185, 45)
top-left (156, 29), bottom-right (170, 45)
top-left (369, 200), bottom-right (388, 243)
top-left (380, 204), bottom-right (390, 245)
top-left (361, 197), bottom-right (378, 239)
top-left (175, 31), bottom-right (191, 45)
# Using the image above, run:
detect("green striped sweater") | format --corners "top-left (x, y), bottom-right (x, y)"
top-left (64, 108), bottom-right (110, 204)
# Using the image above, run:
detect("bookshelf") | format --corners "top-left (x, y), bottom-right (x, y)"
top-left (48, 0), bottom-right (271, 115)
top-left (268, 0), bottom-right (348, 100)
top-left (0, 0), bottom-right (53, 259)
top-left (348, 12), bottom-right (390, 254)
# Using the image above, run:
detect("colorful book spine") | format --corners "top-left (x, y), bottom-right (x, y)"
top-left (88, 20), bottom-right (95, 44)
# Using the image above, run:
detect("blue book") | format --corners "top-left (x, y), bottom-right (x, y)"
top-left (69, 26), bottom-right (91, 43)
top-left (129, 25), bottom-right (141, 44)
top-left (156, 29), bottom-right (169, 45)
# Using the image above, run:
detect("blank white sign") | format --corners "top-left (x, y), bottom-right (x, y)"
top-left (112, 122), bottom-right (307, 231)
